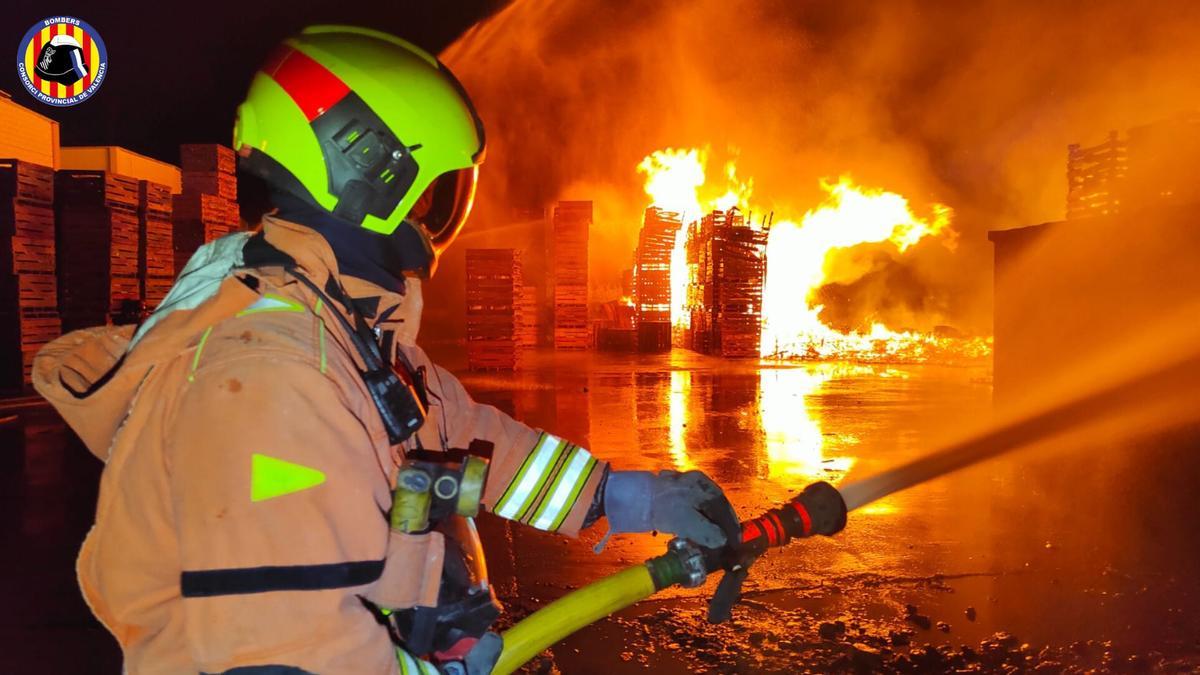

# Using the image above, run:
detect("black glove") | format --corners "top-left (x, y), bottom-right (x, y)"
top-left (603, 470), bottom-right (739, 548)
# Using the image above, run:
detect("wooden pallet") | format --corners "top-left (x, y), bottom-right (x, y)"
top-left (138, 179), bottom-right (173, 216)
top-left (56, 170), bottom-right (140, 212)
top-left (182, 170), bottom-right (237, 201)
top-left (1066, 131), bottom-right (1127, 220)
top-left (58, 207), bottom-right (141, 279)
top-left (466, 340), bottom-right (524, 370)
top-left (465, 249), bottom-right (526, 370)
top-left (553, 327), bottom-right (590, 350)
top-left (173, 193), bottom-right (238, 226)
top-left (0, 159), bottom-right (54, 204)
top-left (552, 201), bottom-right (589, 289)
top-left (144, 275), bottom-right (174, 309)
top-left (634, 206), bottom-right (678, 325)
top-left (140, 213), bottom-right (174, 278)
top-left (0, 199), bottom-right (54, 239)
top-left (682, 208), bottom-right (767, 358)
top-left (3, 236), bottom-right (56, 275)
top-left (180, 144), bottom-right (237, 175)
top-left (0, 310), bottom-right (61, 345)
top-left (0, 273), bottom-right (57, 313)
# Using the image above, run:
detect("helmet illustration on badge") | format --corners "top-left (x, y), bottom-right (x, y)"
top-left (35, 34), bottom-right (89, 85)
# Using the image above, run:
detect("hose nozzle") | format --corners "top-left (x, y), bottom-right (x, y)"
top-left (739, 481), bottom-right (847, 554)
top-left (706, 481), bottom-right (848, 624)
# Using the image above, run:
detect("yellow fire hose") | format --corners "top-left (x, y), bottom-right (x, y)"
top-left (493, 564), bottom-right (658, 675)
top-left (490, 482), bottom-right (850, 674)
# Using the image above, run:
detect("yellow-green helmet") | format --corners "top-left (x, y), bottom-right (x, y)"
top-left (234, 25), bottom-right (485, 277)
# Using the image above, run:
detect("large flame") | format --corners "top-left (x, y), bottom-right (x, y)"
top-left (636, 147), bottom-right (991, 362)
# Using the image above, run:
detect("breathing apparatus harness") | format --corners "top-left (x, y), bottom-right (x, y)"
top-left (242, 233), bottom-right (501, 664)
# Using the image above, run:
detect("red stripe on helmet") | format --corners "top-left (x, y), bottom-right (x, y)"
top-left (265, 46), bottom-right (350, 122)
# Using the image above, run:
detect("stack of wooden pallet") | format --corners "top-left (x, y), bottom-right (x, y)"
top-left (1067, 131), bottom-right (1127, 220)
top-left (552, 201), bottom-right (590, 350)
top-left (0, 159), bottom-right (60, 390)
top-left (56, 170), bottom-right (142, 331)
top-left (635, 206), bottom-right (679, 352)
top-left (138, 180), bottom-right (174, 310)
top-left (465, 248), bottom-right (525, 370)
top-left (173, 144), bottom-right (239, 273)
top-left (684, 207), bottom-right (767, 358)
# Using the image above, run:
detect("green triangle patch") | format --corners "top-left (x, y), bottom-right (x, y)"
top-left (251, 453), bottom-right (326, 502)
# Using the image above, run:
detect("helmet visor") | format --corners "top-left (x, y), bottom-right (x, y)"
top-left (407, 165), bottom-right (478, 255)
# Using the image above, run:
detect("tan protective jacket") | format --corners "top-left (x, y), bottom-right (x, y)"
top-left (33, 217), bottom-right (606, 674)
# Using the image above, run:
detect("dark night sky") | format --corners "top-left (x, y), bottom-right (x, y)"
top-left (3, 0), bottom-right (505, 165)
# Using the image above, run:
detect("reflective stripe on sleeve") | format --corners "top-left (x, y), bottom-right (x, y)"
top-left (491, 433), bottom-right (597, 532)
top-left (531, 446), bottom-right (597, 531)
top-left (494, 433), bottom-right (563, 519)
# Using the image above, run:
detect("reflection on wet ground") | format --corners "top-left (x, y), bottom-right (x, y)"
top-left (454, 349), bottom-right (1200, 673)
top-left (4, 348), bottom-right (1199, 672)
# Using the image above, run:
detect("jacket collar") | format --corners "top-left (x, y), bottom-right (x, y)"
top-left (259, 215), bottom-right (422, 346)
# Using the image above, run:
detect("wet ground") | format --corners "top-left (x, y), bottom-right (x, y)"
top-left (4, 348), bottom-right (1200, 673)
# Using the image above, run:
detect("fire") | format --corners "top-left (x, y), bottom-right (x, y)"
top-left (637, 148), bottom-right (706, 219)
top-left (636, 147), bottom-right (992, 362)
top-left (637, 148), bottom-right (708, 330)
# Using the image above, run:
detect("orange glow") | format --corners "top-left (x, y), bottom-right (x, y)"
top-left (760, 178), bottom-right (988, 360)
top-left (636, 148), bottom-right (992, 362)
top-left (759, 365), bottom-right (857, 481)
top-left (637, 148), bottom-right (706, 219)
top-left (638, 149), bottom-right (707, 330)
top-left (668, 369), bottom-right (696, 472)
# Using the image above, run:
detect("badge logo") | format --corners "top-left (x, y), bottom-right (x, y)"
top-left (16, 16), bottom-right (107, 107)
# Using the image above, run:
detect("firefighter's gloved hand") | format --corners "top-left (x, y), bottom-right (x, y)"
top-left (603, 470), bottom-right (739, 548)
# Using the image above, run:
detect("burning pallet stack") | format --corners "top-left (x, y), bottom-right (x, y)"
top-left (634, 206), bottom-right (679, 352)
top-left (173, 144), bottom-right (239, 273)
top-left (684, 207), bottom-right (768, 358)
top-left (465, 248), bottom-right (525, 370)
top-left (552, 201), bottom-right (590, 350)
top-left (55, 169), bottom-right (142, 331)
top-left (0, 159), bottom-right (59, 390)
top-left (138, 180), bottom-right (174, 310)
top-left (1067, 131), bottom-right (1127, 220)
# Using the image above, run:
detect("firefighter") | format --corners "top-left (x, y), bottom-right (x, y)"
top-left (34, 26), bottom-right (737, 674)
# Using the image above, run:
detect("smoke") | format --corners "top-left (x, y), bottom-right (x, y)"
top-left (440, 0), bottom-right (1200, 335)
